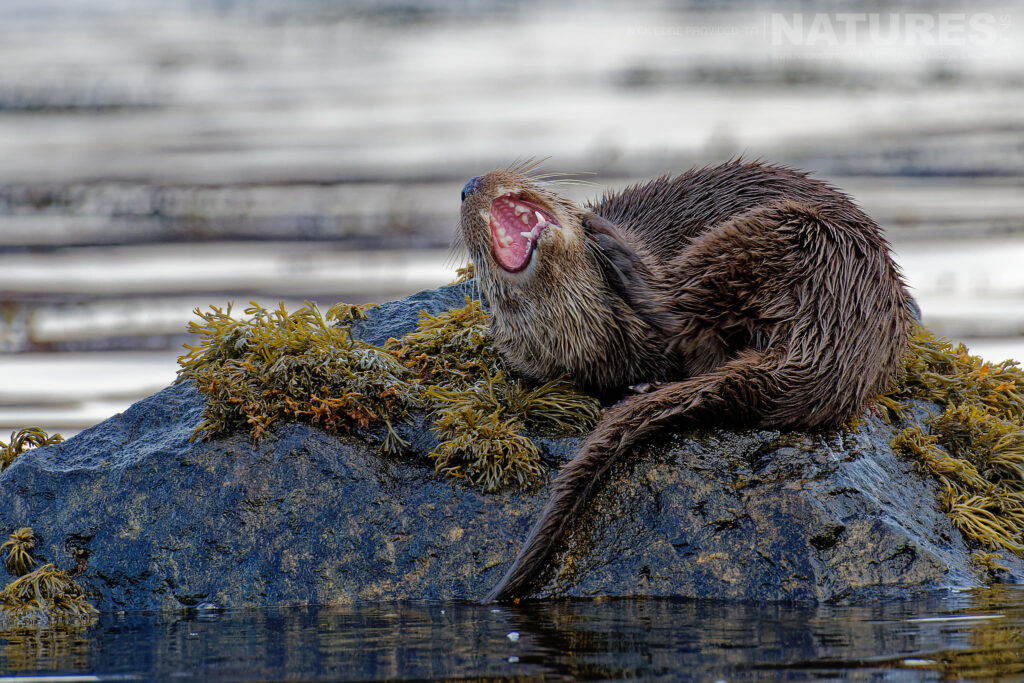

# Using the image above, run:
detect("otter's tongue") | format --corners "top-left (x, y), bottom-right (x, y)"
top-left (489, 196), bottom-right (557, 273)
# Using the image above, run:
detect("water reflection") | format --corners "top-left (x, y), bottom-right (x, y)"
top-left (4, 589), bottom-right (1024, 680)
top-left (912, 587), bottom-right (1024, 680)
top-left (0, 622), bottom-right (92, 674)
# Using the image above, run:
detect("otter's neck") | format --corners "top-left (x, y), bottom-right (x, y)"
top-left (480, 251), bottom-right (672, 395)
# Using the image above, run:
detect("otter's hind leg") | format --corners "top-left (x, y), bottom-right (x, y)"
top-left (666, 199), bottom-right (912, 424)
top-left (485, 347), bottom-right (787, 602)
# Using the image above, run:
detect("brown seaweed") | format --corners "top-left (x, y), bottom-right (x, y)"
top-left (1, 428), bottom-right (63, 472)
top-left (177, 295), bottom-right (599, 491)
top-left (886, 326), bottom-right (1024, 557)
top-left (1, 528), bottom-right (37, 577)
top-left (0, 564), bottom-right (97, 623)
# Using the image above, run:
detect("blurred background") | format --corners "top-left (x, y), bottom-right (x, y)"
top-left (1, 0), bottom-right (1022, 437)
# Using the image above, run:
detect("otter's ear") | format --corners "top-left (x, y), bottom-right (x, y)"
top-left (583, 212), bottom-right (669, 328)
top-left (584, 212), bottom-right (645, 289)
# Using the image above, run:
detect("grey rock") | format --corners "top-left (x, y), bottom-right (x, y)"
top-left (1, 284), bottom-right (1020, 610)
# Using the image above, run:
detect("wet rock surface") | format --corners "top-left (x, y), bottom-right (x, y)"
top-left (2, 284), bottom-right (1022, 610)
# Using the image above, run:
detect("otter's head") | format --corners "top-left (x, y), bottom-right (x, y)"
top-left (456, 167), bottom-right (668, 393)
top-left (457, 169), bottom-right (585, 282)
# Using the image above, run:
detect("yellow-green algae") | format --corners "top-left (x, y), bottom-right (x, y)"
top-left (177, 296), bottom-right (600, 493)
top-left (885, 325), bottom-right (1024, 562)
top-left (0, 565), bottom-right (97, 622)
top-left (972, 550), bottom-right (1011, 577)
top-left (1, 434), bottom-right (97, 622)
top-left (427, 373), bottom-right (601, 491)
top-left (2, 527), bottom-right (37, 577)
top-left (0, 528), bottom-right (97, 624)
top-left (1, 428), bottom-right (63, 472)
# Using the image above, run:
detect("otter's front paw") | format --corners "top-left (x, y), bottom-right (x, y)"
top-left (629, 381), bottom-right (664, 395)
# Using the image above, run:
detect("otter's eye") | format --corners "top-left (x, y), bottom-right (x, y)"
top-left (461, 176), bottom-right (482, 202)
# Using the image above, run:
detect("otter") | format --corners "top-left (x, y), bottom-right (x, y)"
top-left (456, 160), bottom-right (915, 602)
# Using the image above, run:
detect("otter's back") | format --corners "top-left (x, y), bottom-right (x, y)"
top-left (589, 161), bottom-right (857, 263)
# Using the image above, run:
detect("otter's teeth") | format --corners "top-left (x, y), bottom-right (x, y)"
top-left (520, 213), bottom-right (530, 225)
top-left (534, 211), bottom-right (548, 227)
top-left (501, 234), bottom-right (514, 247)
top-left (520, 231), bottom-right (532, 238)
top-left (514, 205), bottom-right (529, 216)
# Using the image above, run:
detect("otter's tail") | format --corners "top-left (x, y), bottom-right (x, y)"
top-left (485, 347), bottom-right (788, 602)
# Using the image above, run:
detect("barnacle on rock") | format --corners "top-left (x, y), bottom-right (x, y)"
top-left (1, 428), bottom-right (63, 472)
top-left (1, 528), bottom-right (37, 577)
top-left (885, 325), bottom-right (1024, 557)
top-left (177, 289), bottom-right (600, 492)
top-left (0, 564), bottom-right (97, 623)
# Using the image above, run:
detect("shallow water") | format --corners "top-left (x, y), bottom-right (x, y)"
top-left (3, 589), bottom-right (1024, 681)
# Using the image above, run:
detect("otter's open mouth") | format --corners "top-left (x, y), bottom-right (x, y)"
top-left (489, 194), bottom-right (559, 273)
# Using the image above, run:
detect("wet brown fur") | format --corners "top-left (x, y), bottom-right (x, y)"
top-left (458, 160), bottom-right (915, 602)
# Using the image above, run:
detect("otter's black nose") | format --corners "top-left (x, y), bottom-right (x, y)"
top-left (461, 176), bottom-right (482, 202)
